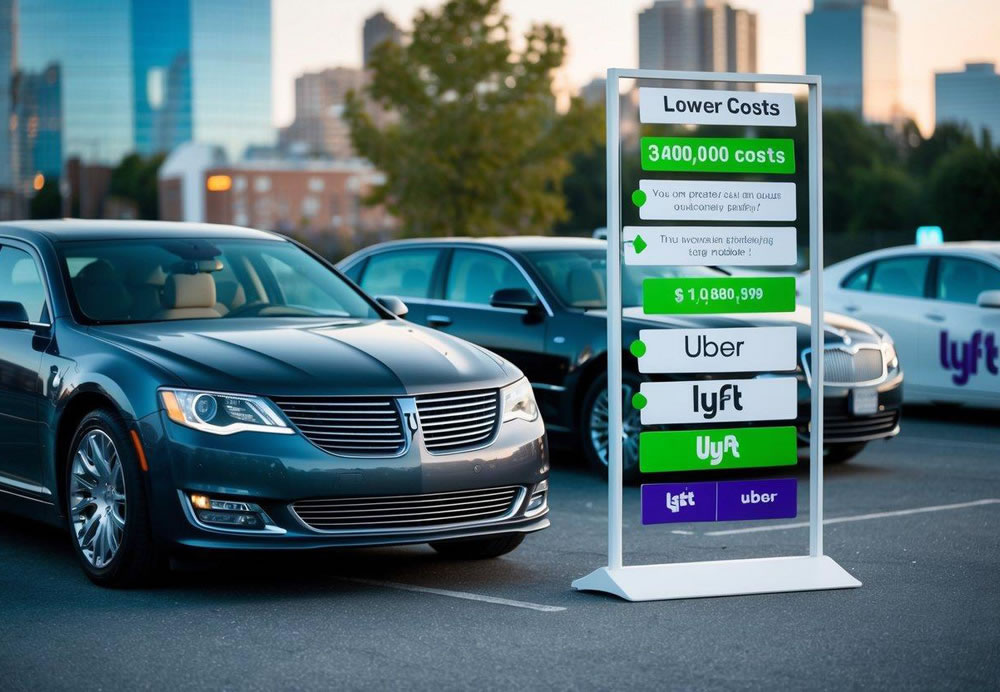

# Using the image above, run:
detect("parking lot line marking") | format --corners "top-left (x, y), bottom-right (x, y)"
top-left (702, 498), bottom-right (1000, 536)
top-left (340, 577), bottom-right (567, 612)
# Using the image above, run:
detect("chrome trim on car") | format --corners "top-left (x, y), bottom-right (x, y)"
top-left (288, 486), bottom-right (528, 535)
top-left (801, 343), bottom-right (889, 387)
top-left (0, 474), bottom-right (52, 496)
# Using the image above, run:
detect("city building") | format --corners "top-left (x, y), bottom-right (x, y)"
top-left (637, 0), bottom-right (756, 86)
top-left (935, 62), bottom-right (1000, 146)
top-left (363, 11), bottom-right (402, 68)
top-left (279, 68), bottom-right (367, 159)
top-left (14, 0), bottom-right (272, 170)
top-left (805, 0), bottom-right (899, 123)
top-left (158, 143), bottom-right (395, 239)
top-left (0, 0), bottom-right (22, 219)
top-left (12, 64), bottom-right (62, 183)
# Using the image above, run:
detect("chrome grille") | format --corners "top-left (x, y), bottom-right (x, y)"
top-left (291, 485), bottom-right (523, 532)
top-left (803, 346), bottom-right (885, 385)
top-left (270, 396), bottom-right (406, 456)
top-left (416, 389), bottom-right (500, 454)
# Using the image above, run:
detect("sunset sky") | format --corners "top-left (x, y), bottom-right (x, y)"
top-left (273, 0), bottom-right (1000, 135)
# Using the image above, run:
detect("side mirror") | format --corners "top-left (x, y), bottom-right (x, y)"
top-left (490, 288), bottom-right (540, 311)
top-left (0, 301), bottom-right (30, 328)
top-left (376, 295), bottom-right (409, 317)
top-left (976, 290), bottom-right (1000, 309)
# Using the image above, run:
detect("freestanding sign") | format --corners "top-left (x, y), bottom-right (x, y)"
top-left (572, 69), bottom-right (861, 601)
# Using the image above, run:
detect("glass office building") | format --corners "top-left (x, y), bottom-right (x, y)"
top-left (805, 0), bottom-right (899, 123)
top-left (15, 0), bottom-right (271, 167)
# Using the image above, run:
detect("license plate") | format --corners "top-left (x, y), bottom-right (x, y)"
top-left (851, 388), bottom-right (879, 416)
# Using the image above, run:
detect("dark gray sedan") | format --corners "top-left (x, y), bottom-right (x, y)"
top-left (0, 220), bottom-right (549, 587)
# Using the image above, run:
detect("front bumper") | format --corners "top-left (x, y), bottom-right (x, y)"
top-left (797, 368), bottom-right (904, 444)
top-left (136, 410), bottom-right (550, 551)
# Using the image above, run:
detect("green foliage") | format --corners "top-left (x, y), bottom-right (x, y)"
top-left (29, 177), bottom-right (62, 219)
top-left (109, 152), bottom-right (166, 220)
top-left (344, 0), bottom-right (602, 236)
top-left (928, 144), bottom-right (1000, 241)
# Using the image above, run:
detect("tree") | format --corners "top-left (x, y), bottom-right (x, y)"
top-left (109, 152), bottom-right (166, 219)
top-left (928, 144), bottom-right (1000, 241)
top-left (344, 0), bottom-right (602, 236)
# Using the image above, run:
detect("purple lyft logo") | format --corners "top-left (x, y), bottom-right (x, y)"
top-left (939, 330), bottom-right (998, 385)
top-left (641, 482), bottom-right (717, 524)
top-left (717, 478), bottom-right (797, 521)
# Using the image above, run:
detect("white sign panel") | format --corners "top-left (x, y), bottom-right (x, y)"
top-left (637, 377), bottom-right (797, 425)
top-left (637, 180), bottom-right (796, 222)
top-left (624, 226), bottom-right (797, 266)
top-left (639, 87), bottom-right (797, 127)
top-left (635, 326), bottom-right (798, 374)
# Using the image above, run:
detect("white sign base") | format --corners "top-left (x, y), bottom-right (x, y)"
top-left (572, 555), bottom-right (861, 602)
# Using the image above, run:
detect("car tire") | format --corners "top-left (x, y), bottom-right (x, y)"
top-left (65, 409), bottom-right (161, 587)
top-left (825, 442), bottom-right (867, 465)
top-left (429, 533), bottom-right (525, 559)
top-left (580, 371), bottom-right (643, 485)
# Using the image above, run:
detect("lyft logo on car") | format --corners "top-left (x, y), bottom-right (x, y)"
top-left (939, 330), bottom-right (999, 385)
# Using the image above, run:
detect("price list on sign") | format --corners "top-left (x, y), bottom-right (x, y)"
top-left (627, 85), bottom-right (801, 525)
top-left (573, 69), bottom-right (861, 602)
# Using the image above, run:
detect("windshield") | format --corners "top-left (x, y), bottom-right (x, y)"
top-left (58, 238), bottom-right (380, 324)
top-left (524, 249), bottom-right (725, 309)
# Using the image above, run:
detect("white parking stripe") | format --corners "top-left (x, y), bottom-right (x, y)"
top-left (703, 498), bottom-right (1000, 536)
top-left (340, 577), bottom-right (567, 612)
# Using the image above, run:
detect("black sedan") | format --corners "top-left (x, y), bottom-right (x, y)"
top-left (338, 236), bottom-right (903, 481)
top-left (0, 220), bottom-right (549, 587)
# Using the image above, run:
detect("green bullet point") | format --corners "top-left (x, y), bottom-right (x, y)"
top-left (630, 339), bottom-right (646, 358)
top-left (633, 234), bottom-right (647, 254)
top-left (631, 189), bottom-right (647, 207)
top-left (631, 392), bottom-right (647, 410)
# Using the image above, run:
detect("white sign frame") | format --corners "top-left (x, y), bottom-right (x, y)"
top-left (572, 68), bottom-right (861, 601)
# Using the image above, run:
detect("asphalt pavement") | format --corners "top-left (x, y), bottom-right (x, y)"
top-left (1, 408), bottom-right (998, 690)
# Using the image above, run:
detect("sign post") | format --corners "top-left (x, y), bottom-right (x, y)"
top-left (572, 69), bottom-right (861, 601)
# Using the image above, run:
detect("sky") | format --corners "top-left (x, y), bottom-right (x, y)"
top-left (273, 0), bottom-right (1000, 135)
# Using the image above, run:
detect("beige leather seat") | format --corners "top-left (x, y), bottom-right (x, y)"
top-left (156, 273), bottom-right (222, 320)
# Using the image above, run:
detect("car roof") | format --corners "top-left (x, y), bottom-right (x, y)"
top-left (353, 235), bottom-right (607, 254)
top-left (0, 219), bottom-right (283, 242)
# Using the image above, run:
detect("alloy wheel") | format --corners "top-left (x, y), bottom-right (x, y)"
top-left (69, 430), bottom-right (126, 569)
top-left (588, 382), bottom-right (641, 471)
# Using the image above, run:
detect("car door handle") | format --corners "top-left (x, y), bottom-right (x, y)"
top-left (844, 305), bottom-right (860, 313)
top-left (925, 313), bottom-right (945, 322)
top-left (427, 314), bottom-right (452, 328)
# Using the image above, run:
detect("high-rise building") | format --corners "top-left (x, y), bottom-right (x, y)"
top-left (15, 0), bottom-right (272, 168)
top-left (0, 0), bottom-right (16, 192)
top-left (363, 11), bottom-right (402, 68)
top-left (279, 67), bottom-right (367, 159)
top-left (13, 63), bottom-right (62, 181)
top-left (638, 0), bottom-right (757, 84)
top-left (935, 62), bottom-right (1000, 146)
top-left (805, 0), bottom-right (899, 123)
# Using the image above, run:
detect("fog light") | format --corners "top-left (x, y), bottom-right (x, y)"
top-left (188, 493), bottom-right (273, 531)
top-left (525, 480), bottom-right (548, 517)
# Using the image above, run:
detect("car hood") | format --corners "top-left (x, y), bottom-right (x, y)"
top-left (611, 305), bottom-right (884, 348)
top-left (90, 318), bottom-right (518, 396)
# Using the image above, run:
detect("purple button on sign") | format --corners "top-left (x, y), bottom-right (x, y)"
top-left (716, 478), bottom-right (797, 521)
top-left (641, 482), bottom-right (717, 524)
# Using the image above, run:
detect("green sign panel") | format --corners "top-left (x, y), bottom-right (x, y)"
top-left (641, 137), bottom-right (796, 174)
top-left (639, 426), bottom-right (798, 473)
top-left (643, 276), bottom-right (797, 314)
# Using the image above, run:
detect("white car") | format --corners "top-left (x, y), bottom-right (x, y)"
top-left (799, 242), bottom-right (1000, 408)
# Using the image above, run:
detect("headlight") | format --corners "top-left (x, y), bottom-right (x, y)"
top-left (501, 378), bottom-right (538, 423)
top-left (159, 388), bottom-right (292, 435)
top-left (882, 339), bottom-right (898, 370)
